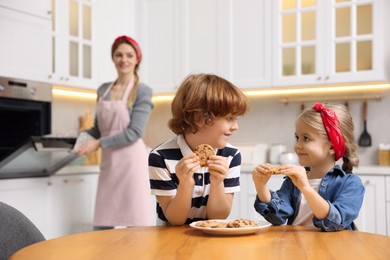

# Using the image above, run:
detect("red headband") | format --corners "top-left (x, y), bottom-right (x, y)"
top-left (312, 103), bottom-right (346, 160)
top-left (113, 35), bottom-right (142, 62)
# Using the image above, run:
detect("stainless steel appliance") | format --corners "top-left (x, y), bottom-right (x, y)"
top-left (0, 76), bottom-right (77, 179)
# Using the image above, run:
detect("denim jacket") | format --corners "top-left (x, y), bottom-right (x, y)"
top-left (254, 165), bottom-right (365, 231)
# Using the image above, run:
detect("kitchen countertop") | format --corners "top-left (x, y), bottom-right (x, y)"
top-left (56, 164), bottom-right (390, 176)
top-left (55, 165), bottom-right (99, 175)
top-left (241, 164), bottom-right (390, 175)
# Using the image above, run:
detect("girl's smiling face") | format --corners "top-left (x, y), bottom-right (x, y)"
top-left (294, 119), bottom-right (333, 168)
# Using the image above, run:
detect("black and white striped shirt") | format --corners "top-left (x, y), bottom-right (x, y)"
top-left (149, 135), bottom-right (241, 225)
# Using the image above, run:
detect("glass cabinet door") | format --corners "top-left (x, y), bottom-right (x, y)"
top-left (279, 0), bottom-right (317, 78)
top-left (332, 0), bottom-right (373, 74)
top-left (51, 0), bottom-right (93, 86)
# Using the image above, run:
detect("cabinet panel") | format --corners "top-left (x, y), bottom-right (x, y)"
top-left (185, 0), bottom-right (219, 75)
top-left (141, 0), bottom-right (179, 93)
top-left (0, 178), bottom-right (49, 237)
top-left (0, 0), bottom-right (51, 19)
top-left (45, 174), bottom-right (98, 239)
top-left (355, 175), bottom-right (387, 235)
top-left (0, 7), bottom-right (51, 82)
top-left (230, 0), bottom-right (271, 88)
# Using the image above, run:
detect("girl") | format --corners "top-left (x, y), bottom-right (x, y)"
top-left (252, 103), bottom-right (365, 231)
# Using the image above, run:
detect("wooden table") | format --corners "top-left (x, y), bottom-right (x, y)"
top-left (11, 225), bottom-right (390, 259)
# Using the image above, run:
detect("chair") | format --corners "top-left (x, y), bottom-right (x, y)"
top-left (0, 202), bottom-right (45, 260)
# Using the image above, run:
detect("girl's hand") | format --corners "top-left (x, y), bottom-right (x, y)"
top-left (207, 155), bottom-right (228, 184)
top-left (175, 153), bottom-right (200, 186)
top-left (279, 164), bottom-right (308, 191)
top-left (76, 140), bottom-right (100, 156)
top-left (252, 163), bottom-right (273, 185)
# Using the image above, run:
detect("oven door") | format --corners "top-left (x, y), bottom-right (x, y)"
top-left (0, 136), bottom-right (77, 179)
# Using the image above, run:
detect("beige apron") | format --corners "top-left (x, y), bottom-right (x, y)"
top-left (93, 78), bottom-right (152, 226)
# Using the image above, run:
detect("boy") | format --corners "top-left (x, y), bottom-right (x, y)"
top-left (149, 73), bottom-right (249, 225)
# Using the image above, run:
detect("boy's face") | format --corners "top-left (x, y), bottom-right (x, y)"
top-left (196, 115), bottom-right (239, 149)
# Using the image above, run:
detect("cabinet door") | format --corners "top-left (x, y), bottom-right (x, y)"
top-left (0, 7), bottom-right (51, 82)
top-left (272, 0), bottom-right (387, 87)
top-left (0, 0), bottom-right (51, 19)
top-left (228, 0), bottom-right (271, 88)
top-left (45, 173), bottom-right (98, 239)
top-left (51, 0), bottom-right (96, 89)
top-left (272, 0), bottom-right (323, 86)
top-left (0, 178), bottom-right (49, 237)
top-left (139, 0), bottom-right (181, 94)
top-left (233, 173), bottom-right (284, 221)
top-left (355, 175), bottom-right (387, 235)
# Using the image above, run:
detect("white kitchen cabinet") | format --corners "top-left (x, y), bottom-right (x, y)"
top-left (0, 4), bottom-right (51, 82)
top-left (45, 173), bottom-right (98, 239)
top-left (0, 177), bottom-right (49, 237)
top-left (50, 0), bottom-right (97, 89)
top-left (230, 172), bottom-right (284, 221)
top-left (0, 172), bottom-right (98, 240)
top-left (138, 0), bottom-right (271, 94)
top-left (354, 175), bottom-right (387, 235)
top-left (271, 0), bottom-right (389, 87)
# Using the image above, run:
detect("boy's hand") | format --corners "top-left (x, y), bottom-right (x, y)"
top-left (175, 153), bottom-right (200, 186)
top-left (207, 155), bottom-right (228, 184)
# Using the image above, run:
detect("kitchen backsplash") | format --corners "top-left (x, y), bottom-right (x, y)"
top-left (52, 91), bottom-right (390, 166)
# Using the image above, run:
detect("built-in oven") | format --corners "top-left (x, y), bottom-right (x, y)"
top-left (0, 76), bottom-right (77, 179)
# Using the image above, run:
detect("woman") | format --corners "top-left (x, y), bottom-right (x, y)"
top-left (77, 35), bottom-right (153, 229)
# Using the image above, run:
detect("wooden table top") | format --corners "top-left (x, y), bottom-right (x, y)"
top-left (11, 225), bottom-right (390, 260)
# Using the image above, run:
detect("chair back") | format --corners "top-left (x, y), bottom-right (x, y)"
top-left (0, 202), bottom-right (45, 260)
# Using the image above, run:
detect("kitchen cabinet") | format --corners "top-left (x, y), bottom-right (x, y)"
top-left (138, 0), bottom-right (271, 94)
top-left (0, 2), bottom-right (51, 82)
top-left (0, 177), bottom-right (49, 236)
top-left (230, 172), bottom-right (284, 221)
top-left (354, 175), bottom-right (387, 235)
top-left (50, 0), bottom-right (96, 89)
top-left (0, 172), bottom-right (99, 239)
top-left (271, 0), bottom-right (389, 87)
top-left (45, 173), bottom-right (98, 239)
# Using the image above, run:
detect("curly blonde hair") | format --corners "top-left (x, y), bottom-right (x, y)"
top-left (168, 73), bottom-right (249, 135)
top-left (297, 103), bottom-right (359, 172)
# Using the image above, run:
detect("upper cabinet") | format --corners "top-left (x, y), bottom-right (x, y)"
top-left (50, 0), bottom-right (96, 89)
top-left (0, 0), bottom-right (51, 82)
top-left (272, 0), bottom-right (389, 87)
top-left (138, 0), bottom-right (271, 94)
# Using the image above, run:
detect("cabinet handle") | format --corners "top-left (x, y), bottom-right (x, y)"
top-left (324, 76), bottom-right (329, 80)
top-left (364, 180), bottom-right (370, 186)
top-left (47, 181), bottom-right (52, 186)
top-left (63, 178), bottom-right (84, 184)
top-left (316, 76), bottom-right (322, 81)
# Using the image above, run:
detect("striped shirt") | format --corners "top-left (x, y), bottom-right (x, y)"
top-left (148, 135), bottom-right (241, 225)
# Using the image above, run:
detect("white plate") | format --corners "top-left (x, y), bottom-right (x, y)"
top-left (189, 219), bottom-right (271, 236)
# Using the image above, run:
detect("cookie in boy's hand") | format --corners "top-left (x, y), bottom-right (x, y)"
top-left (195, 144), bottom-right (215, 167)
top-left (268, 165), bottom-right (283, 175)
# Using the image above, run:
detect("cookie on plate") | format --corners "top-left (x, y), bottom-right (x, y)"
top-left (195, 144), bottom-right (215, 167)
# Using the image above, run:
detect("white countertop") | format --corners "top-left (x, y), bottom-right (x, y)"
top-left (55, 165), bottom-right (100, 175)
top-left (241, 164), bottom-right (390, 175)
top-left (56, 164), bottom-right (390, 176)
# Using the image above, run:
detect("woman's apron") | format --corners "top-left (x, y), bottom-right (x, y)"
top-left (93, 78), bottom-right (152, 226)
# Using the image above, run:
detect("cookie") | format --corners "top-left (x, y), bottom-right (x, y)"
top-left (227, 218), bottom-right (259, 228)
top-left (268, 165), bottom-right (283, 175)
top-left (194, 144), bottom-right (215, 167)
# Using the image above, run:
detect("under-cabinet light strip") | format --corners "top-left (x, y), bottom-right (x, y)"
top-left (53, 83), bottom-right (390, 102)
